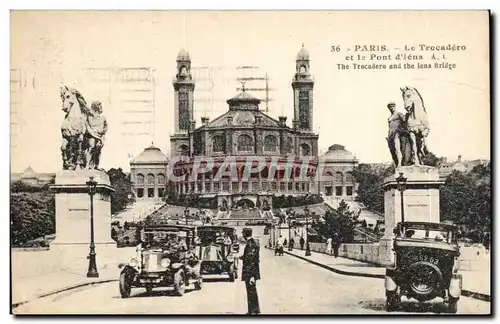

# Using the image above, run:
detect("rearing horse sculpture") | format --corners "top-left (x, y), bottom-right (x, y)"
top-left (60, 85), bottom-right (88, 170)
top-left (401, 86), bottom-right (430, 165)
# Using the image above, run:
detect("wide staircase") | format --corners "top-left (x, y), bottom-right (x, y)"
top-left (229, 209), bottom-right (261, 219)
top-left (353, 227), bottom-right (382, 243)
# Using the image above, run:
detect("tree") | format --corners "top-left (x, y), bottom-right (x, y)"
top-left (440, 165), bottom-right (491, 240)
top-left (10, 191), bottom-right (55, 246)
top-left (107, 168), bottom-right (135, 214)
top-left (314, 200), bottom-right (360, 243)
top-left (422, 151), bottom-right (446, 167)
top-left (352, 164), bottom-right (388, 214)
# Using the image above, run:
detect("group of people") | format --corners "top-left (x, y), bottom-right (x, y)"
top-left (326, 233), bottom-right (342, 258)
top-left (272, 235), bottom-right (306, 250)
top-left (272, 234), bottom-right (341, 256)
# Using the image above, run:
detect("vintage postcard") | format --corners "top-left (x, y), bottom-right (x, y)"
top-left (10, 10), bottom-right (490, 315)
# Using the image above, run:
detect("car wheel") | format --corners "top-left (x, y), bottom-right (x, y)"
top-left (119, 272), bottom-right (131, 298)
top-left (386, 290), bottom-right (400, 312)
top-left (445, 297), bottom-right (459, 314)
top-left (173, 270), bottom-right (186, 296)
top-left (194, 279), bottom-right (202, 290)
top-left (145, 284), bottom-right (153, 294)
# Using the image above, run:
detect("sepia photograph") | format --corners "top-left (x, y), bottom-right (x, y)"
top-left (9, 9), bottom-right (491, 315)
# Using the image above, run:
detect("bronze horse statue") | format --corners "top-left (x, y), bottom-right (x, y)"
top-left (387, 86), bottom-right (430, 167)
top-left (60, 85), bottom-right (107, 170)
top-left (401, 86), bottom-right (430, 165)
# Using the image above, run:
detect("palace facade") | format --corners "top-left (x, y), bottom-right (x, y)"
top-left (130, 46), bottom-right (359, 208)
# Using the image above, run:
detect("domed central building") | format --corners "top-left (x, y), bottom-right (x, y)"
top-left (168, 46), bottom-right (318, 209)
top-left (130, 46), bottom-right (359, 210)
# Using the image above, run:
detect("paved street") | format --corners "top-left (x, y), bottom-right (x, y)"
top-left (14, 248), bottom-right (490, 315)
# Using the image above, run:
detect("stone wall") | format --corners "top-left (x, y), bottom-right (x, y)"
top-left (294, 241), bottom-right (488, 271)
top-left (306, 242), bottom-right (382, 264)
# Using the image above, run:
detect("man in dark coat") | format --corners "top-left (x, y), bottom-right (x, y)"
top-left (289, 237), bottom-right (295, 250)
top-left (332, 233), bottom-right (341, 258)
top-left (241, 227), bottom-right (260, 315)
top-left (299, 236), bottom-right (305, 250)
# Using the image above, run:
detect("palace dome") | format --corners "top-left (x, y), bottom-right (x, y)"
top-left (21, 166), bottom-right (37, 179)
top-left (226, 89), bottom-right (261, 106)
top-left (322, 144), bottom-right (357, 162)
top-left (131, 144), bottom-right (168, 164)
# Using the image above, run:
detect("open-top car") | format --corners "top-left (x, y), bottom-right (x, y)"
top-left (196, 225), bottom-right (239, 281)
top-left (385, 221), bottom-right (462, 313)
top-left (118, 224), bottom-right (203, 298)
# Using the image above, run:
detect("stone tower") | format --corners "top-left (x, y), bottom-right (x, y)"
top-left (292, 44), bottom-right (314, 132)
top-left (173, 49), bottom-right (195, 133)
top-left (170, 49), bottom-right (195, 157)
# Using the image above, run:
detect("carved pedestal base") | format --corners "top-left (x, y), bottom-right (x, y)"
top-left (379, 165), bottom-right (444, 266)
top-left (50, 170), bottom-right (116, 273)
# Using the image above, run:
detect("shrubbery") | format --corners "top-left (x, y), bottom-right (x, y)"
top-left (352, 160), bottom-right (491, 243)
top-left (165, 193), bottom-right (218, 209)
top-left (273, 194), bottom-right (324, 209)
top-left (11, 168), bottom-right (136, 247)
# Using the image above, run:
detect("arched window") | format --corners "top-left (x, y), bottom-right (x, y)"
top-left (136, 174), bottom-right (144, 185)
top-left (299, 65), bottom-right (307, 73)
top-left (345, 172), bottom-right (354, 183)
top-left (300, 143), bottom-right (311, 156)
top-left (179, 144), bottom-right (189, 156)
top-left (157, 174), bottom-right (166, 185)
top-left (335, 172), bottom-right (343, 183)
top-left (146, 173), bottom-right (155, 185)
top-left (324, 171), bottom-right (334, 180)
top-left (180, 66), bottom-right (188, 77)
top-left (264, 135), bottom-right (278, 152)
top-left (212, 135), bottom-right (225, 153)
top-left (237, 134), bottom-right (253, 152)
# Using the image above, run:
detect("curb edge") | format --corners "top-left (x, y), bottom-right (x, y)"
top-left (268, 247), bottom-right (491, 302)
top-left (12, 278), bottom-right (118, 310)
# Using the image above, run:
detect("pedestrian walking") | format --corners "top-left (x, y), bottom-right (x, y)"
top-left (326, 237), bottom-right (333, 255)
top-left (289, 237), bottom-right (295, 250)
top-left (332, 233), bottom-right (341, 258)
top-left (241, 227), bottom-right (261, 315)
top-left (299, 236), bottom-right (305, 250)
top-left (283, 238), bottom-right (288, 248)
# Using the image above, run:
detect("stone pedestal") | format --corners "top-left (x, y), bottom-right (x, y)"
top-left (379, 165), bottom-right (444, 266)
top-left (50, 170), bottom-right (116, 273)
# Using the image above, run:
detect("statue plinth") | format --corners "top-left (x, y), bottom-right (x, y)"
top-left (50, 169), bottom-right (116, 246)
top-left (49, 170), bottom-right (117, 273)
top-left (379, 165), bottom-right (444, 266)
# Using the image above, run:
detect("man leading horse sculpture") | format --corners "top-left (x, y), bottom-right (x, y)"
top-left (387, 86), bottom-right (430, 167)
top-left (60, 85), bottom-right (108, 171)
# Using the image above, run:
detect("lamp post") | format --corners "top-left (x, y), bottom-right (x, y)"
top-left (287, 209), bottom-right (294, 251)
top-left (305, 206), bottom-right (311, 256)
top-left (86, 176), bottom-right (99, 278)
top-left (184, 207), bottom-right (189, 225)
top-left (395, 172), bottom-right (407, 223)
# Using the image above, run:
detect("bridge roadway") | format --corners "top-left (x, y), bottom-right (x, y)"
top-left (15, 247), bottom-right (489, 315)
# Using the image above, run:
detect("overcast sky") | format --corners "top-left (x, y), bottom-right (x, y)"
top-left (10, 11), bottom-right (490, 173)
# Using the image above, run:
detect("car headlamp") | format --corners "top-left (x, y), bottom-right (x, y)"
top-left (226, 255), bottom-right (234, 262)
top-left (160, 258), bottom-right (171, 268)
top-left (129, 257), bottom-right (139, 267)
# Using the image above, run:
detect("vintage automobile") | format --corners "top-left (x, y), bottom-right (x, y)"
top-left (385, 222), bottom-right (462, 313)
top-left (118, 224), bottom-right (203, 298)
top-left (196, 225), bottom-right (240, 282)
